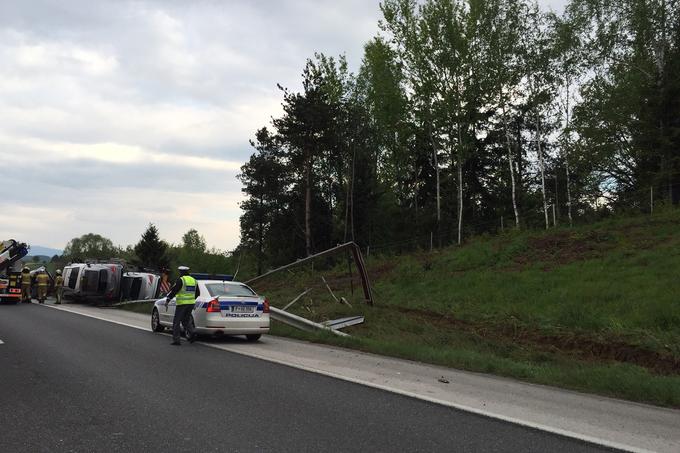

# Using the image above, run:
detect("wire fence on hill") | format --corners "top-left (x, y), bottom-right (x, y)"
top-left (362, 181), bottom-right (680, 257)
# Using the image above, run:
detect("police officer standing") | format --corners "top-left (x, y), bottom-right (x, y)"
top-left (54, 270), bottom-right (64, 305)
top-left (20, 266), bottom-right (31, 303)
top-left (165, 266), bottom-right (199, 346)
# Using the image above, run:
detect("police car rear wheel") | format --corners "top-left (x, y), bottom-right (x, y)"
top-left (151, 308), bottom-right (164, 332)
top-left (246, 334), bottom-right (261, 342)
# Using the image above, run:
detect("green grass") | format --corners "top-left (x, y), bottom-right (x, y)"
top-left (270, 322), bottom-right (680, 407)
top-left (250, 209), bottom-right (680, 407)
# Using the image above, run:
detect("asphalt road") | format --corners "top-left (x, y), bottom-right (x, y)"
top-left (0, 303), bottom-right (615, 453)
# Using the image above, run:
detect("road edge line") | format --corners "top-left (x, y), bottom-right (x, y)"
top-left (42, 304), bottom-right (654, 453)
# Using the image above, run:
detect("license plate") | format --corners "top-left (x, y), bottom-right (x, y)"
top-left (231, 305), bottom-right (254, 313)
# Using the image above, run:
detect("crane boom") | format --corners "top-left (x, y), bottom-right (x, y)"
top-left (0, 239), bottom-right (29, 275)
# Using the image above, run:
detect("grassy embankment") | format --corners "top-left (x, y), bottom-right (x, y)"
top-left (119, 210), bottom-right (680, 406)
top-left (245, 209), bottom-right (680, 407)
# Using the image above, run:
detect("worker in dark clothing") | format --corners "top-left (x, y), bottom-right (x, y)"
top-left (165, 266), bottom-right (199, 346)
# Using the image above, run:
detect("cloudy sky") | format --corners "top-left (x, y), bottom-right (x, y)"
top-left (0, 0), bottom-right (565, 252)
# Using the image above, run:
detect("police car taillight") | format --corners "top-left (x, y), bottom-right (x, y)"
top-left (263, 298), bottom-right (270, 313)
top-left (206, 298), bottom-right (221, 313)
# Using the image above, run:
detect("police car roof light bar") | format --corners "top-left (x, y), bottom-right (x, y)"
top-left (190, 273), bottom-right (234, 282)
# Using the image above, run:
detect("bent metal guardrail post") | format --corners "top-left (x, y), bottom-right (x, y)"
top-left (282, 288), bottom-right (313, 311)
top-left (269, 307), bottom-right (349, 337)
top-left (245, 242), bottom-right (374, 306)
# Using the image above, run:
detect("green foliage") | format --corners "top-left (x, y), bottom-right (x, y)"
top-left (567, 0), bottom-right (680, 202)
top-left (181, 229), bottom-right (206, 252)
top-left (63, 233), bottom-right (119, 261)
top-left (133, 224), bottom-right (169, 270)
top-left (238, 52), bottom-right (383, 269)
top-left (237, 0), bottom-right (680, 270)
top-left (169, 228), bottom-right (235, 274)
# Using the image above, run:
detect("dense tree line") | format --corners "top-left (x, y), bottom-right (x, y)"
top-left (60, 226), bottom-right (236, 275)
top-left (238, 0), bottom-right (680, 273)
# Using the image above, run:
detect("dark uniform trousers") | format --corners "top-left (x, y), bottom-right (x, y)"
top-left (173, 304), bottom-right (196, 342)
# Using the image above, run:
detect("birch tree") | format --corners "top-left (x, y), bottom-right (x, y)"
top-left (552, 13), bottom-right (585, 226)
top-left (522, 3), bottom-right (554, 229)
top-left (380, 0), bottom-right (445, 235)
top-left (486, 0), bottom-right (524, 228)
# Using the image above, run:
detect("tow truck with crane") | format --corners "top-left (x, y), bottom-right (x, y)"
top-left (0, 240), bottom-right (30, 304)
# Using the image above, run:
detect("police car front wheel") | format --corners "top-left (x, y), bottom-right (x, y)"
top-left (151, 308), bottom-right (164, 332)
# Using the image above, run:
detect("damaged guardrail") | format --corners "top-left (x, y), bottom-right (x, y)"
top-left (246, 242), bottom-right (374, 306)
top-left (270, 306), bottom-right (349, 337)
top-left (322, 316), bottom-right (364, 330)
top-left (102, 299), bottom-right (157, 308)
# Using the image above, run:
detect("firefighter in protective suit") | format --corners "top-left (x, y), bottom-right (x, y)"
top-left (55, 270), bottom-right (64, 304)
top-left (21, 267), bottom-right (32, 303)
top-left (36, 269), bottom-right (49, 304)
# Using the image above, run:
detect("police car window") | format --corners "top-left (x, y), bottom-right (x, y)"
top-left (205, 283), bottom-right (255, 297)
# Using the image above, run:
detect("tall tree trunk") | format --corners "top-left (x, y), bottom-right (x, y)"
top-left (305, 155), bottom-right (312, 256)
top-left (564, 79), bottom-right (574, 227)
top-left (430, 130), bottom-right (441, 226)
top-left (257, 196), bottom-right (263, 276)
top-left (565, 162), bottom-right (573, 227)
top-left (657, 0), bottom-right (670, 201)
top-left (456, 125), bottom-right (464, 245)
top-left (536, 113), bottom-right (549, 229)
top-left (428, 121), bottom-right (441, 244)
top-left (344, 147), bottom-right (351, 243)
top-left (458, 155), bottom-right (463, 245)
top-left (350, 142), bottom-right (356, 242)
top-left (502, 105), bottom-right (520, 228)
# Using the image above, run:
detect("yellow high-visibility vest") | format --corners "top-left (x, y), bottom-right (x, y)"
top-left (176, 276), bottom-right (197, 306)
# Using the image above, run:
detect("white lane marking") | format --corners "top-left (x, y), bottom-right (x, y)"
top-left (41, 304), bottom-right (651, 453)
top-left (0, 339), bottom-right (4, 345)
top-left (43, 304), bottom-right (149, 333)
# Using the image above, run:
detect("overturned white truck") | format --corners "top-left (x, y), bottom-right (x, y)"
top-left (120, 272), bottom-right (160, 301)
top-left (62, 263), bottom-right (123, 303)
top-left (62, 262), bottom-right (160, 303)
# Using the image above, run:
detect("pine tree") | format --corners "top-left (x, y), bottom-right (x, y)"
top-left (133, 224), bottom-right (169, 270)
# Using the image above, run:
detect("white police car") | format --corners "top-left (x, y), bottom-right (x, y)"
top-left (151, 275), bottom-right (270, 341)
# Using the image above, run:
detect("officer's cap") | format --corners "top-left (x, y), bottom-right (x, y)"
top-left (178, 265), bottom-right (190, 271)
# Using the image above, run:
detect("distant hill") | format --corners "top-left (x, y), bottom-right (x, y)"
top-left (25, 255), bottom-right (51, 263)
top-left (28, 245), bottom-right (63, 257)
